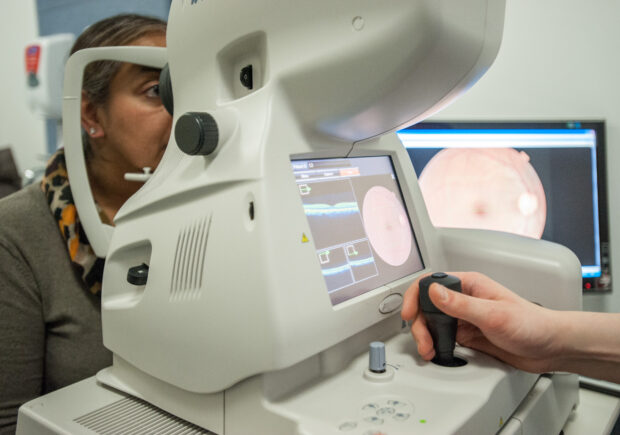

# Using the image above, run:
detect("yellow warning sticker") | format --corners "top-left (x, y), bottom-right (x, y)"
top-left (302, 233), bottom-right (309, 243)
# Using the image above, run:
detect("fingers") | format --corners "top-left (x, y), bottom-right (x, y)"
top-left (461, 335), bottom-right (551, 374)
top-left (444, 271), bottom-right (510, 301)
top-left (411, 315), bottom-right (435, 360)
top-left (401, 272), bottom-right (432, 321)
top-left (401, 280), bottom-right (419, 321)
top-left (401, 276), bottom-right (435, 360)
top-left (456, 322), bottom-right (483, 345)
top-left (402, 271), bottom-right (500, 321)
top-left (402, 271), bottom-right (510, 361)
top-left (429, 283), bottom-right (497, 330)
top-left (459, 335), bottom-right (515, 366)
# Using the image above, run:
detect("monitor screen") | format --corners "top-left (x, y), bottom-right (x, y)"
top-left (291, 156), bottom-right (425, 305)
top-left (397, 121), bottom-right (611, 292)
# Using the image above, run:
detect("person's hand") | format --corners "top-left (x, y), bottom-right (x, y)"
top-left (401, 271), bottom-right (565, 373)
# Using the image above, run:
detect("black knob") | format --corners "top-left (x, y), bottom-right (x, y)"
top-left (175, 112), bottom-right (219, 156)
top-left (127, 263), bottom-right (149, 286)
top-left (419, 272), bottom-right (466, 367)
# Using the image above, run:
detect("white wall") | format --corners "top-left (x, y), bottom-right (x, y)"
top-left (432, 0), bottom-right (620, 312)
top-left (0, 0), bottom-right (47, 176)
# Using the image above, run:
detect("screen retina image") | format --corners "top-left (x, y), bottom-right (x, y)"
top-left (292, 156), bottom-right (424, 305)
top-left (398, 123), bottom-right (606, 283)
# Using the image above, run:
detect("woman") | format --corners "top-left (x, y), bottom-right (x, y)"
top-left (0, 14), bottom-right (171, 433)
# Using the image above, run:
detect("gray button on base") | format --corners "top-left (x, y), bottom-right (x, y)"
top-left (379, 293), bottom-right (403, 314)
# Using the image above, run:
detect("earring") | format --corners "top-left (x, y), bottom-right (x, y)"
top-left (89, 127), bottom-right (97, 135)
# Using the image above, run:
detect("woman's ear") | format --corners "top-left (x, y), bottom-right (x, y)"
top-left (81, 90), bottom-right (104, 138)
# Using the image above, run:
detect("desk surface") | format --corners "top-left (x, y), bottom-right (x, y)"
top-left (563, 388), bottom-right (620, 435)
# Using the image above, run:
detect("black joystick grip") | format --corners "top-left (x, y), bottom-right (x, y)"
top-left (419, 272), bottom-right (466, 367)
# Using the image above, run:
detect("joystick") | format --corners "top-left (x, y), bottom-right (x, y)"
top-left (419, 272), bottom-right (467, 367)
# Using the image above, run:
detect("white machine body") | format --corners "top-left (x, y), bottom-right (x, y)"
top-left (18, 1), bottom-right (584, 434)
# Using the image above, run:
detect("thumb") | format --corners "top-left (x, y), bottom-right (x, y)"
top-left (429, 283), bottom-right (494, 328)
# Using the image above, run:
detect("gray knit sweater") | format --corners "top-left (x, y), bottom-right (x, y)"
top-left (0, 184), bottom-right (112, 434)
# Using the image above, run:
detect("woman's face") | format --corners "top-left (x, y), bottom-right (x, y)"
top-left (93, 33), bottom-right (171, 174)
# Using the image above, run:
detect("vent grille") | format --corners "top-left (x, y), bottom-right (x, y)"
top-left (170, 216), bottom-right (211, 300)
top-left (74, 396), bottom-right (213, 434)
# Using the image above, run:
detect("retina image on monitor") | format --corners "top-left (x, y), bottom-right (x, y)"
top-left (397, 121), bottom-right (611, 292)
top-left (291, 156), bottom-right (425, 305)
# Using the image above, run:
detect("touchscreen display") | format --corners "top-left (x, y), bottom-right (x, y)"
top-left (292, 156), bottom-right (424, 305)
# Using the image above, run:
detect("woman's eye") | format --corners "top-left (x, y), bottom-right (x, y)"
top-left (145, 84), bottom-right (160, 98)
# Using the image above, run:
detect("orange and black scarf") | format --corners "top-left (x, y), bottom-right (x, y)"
top-left (41, 149), bottom-right (105, 294)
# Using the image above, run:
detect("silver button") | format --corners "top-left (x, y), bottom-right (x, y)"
top-left (393, 413), bottom-right (410, 421)
top-left (377, 407), bottom-right (395, 416)
top-left (338, 421), bottom-right (357, 431)
top-left (362, 403), bottom-right (380, 411)
top-left (364, 416), bottom-right (384, 425)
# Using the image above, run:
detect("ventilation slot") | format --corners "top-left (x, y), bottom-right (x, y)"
top-left (74, 396), bottom-right (213, 434)
top-left (170, 216), bottom-right (211, 301)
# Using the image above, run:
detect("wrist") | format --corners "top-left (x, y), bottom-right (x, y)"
top-left (544, 309), bottom-right (575, 372)
top-left (546, 311), bottom-right (620, 378)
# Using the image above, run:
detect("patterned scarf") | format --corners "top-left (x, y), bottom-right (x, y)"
top-left (41, 148), bottom-right (105, 294)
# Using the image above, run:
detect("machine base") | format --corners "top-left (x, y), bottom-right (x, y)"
top-left (17, 333), bottom-right (580, 435)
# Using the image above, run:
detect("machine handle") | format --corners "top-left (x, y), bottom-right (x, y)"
top-left (63, 46), bottom-right (167, 257)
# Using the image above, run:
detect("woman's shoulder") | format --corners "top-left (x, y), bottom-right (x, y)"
top-left (0, 184), bottom-right (58, 250)
top-left (0, 183), bottom-right (50, 219)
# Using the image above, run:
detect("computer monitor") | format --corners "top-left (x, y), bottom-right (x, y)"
top-left (397, 121), bottom-right (611, 293)
top-left (291, 155), bottom-right (425, 305)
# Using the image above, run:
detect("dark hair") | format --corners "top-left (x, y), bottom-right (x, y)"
top-left (72, 13), bottom-right (167, 106)
top-left (71, 14), bottom-right (167, 155)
